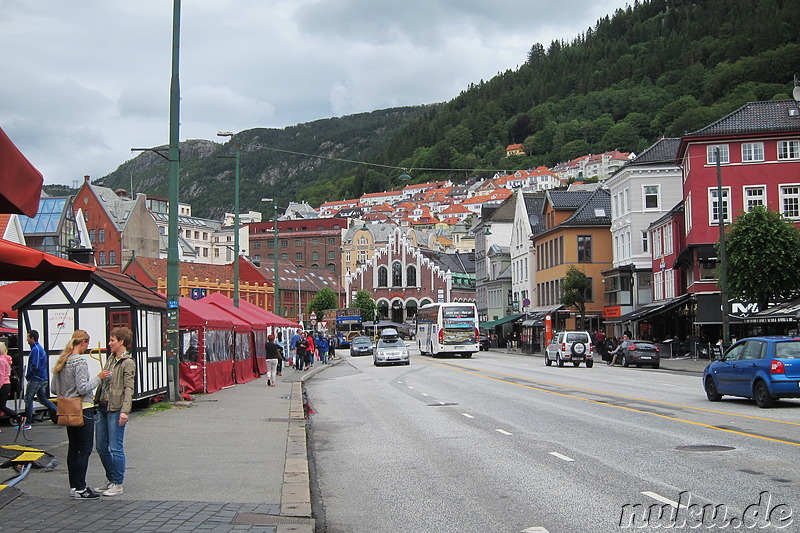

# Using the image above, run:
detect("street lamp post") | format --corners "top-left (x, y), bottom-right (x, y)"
top-left (218, 131), bottom-right (240, 307)
top-left (262, 198), bottom-right (281, 316)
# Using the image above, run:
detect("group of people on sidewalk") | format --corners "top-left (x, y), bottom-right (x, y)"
top-left (46, 327), bottom-right (136, 500)
top-left (262, 329), bottom-right (338, 386)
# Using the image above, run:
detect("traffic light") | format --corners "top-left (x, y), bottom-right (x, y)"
top-left (374, 319), bottom-right (379, 324)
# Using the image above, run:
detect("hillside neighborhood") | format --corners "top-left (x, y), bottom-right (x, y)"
top-left (4, 99), bottom-right (800, 357)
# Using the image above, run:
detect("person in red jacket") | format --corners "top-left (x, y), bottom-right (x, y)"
top-left (305, 332), bottom-right (315, 369)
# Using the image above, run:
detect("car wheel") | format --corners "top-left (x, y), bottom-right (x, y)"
top-left (404, 360), bottom-right (410, 365)
top-left (585, 360), bottom-right (594, 368)
top-left (573, 361), bottom-right (580, 367)
top-left (463, 353), bottom-right (473, 358)
top-left (557, 354), bottom-right (564, 367)
top-left (704, 376), bottom-right (722, 401)
top-left (636, 364), bottom-right (642, 368)
top-left (754, 380), bottom-right (776, 408)
top-left (622, 358), bottom-right (629, 368)
top-left (545, 356), bottom-right (552, 366)
top-left (652, 363), bottom-right (660, 369)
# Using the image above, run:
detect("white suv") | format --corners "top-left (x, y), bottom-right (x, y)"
top-left (545, 331), bottom-right (595, 368)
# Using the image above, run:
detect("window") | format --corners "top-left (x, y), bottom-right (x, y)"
top-left (707, 144), bottom-right (729, 164)
top-left (778, 140), bottom-right (800, 160)
top-left (584, 277), bottom-right (593, 302)
top-left (577, 235), bottom-right (592, 263)
top-left (780, 185), bottom-right (800, 219)
top-left (89, 229), bottom-right (95, 243)
top-left (407, 265), bottom-right (417, 286)
top-left (281, 240), bottom-right (288, 248)
top-left (378, 266), bottom-right (388, 287)
top-left (741, 142), bottom-right (764, 162)
top-left (708, 187), bottom-right (731, 224)
top-left (109, 250), bottom-right (116, 264)
top-left (392, 262), bottom-right (403, 286)
top-left (312, 252), bottom-right (319, 261)
top-left (328, 251), bottom-right (335, 260)
top-left (295, 240), bottom-right (302, 247)
top-left (327, 263), bottom-right (336, 273)
top-left (99, 251), bottom-right (106, 265)
top-left (327, 238), bottom-right (335, 245)
top-left (743, 186), bottom-right (765, 212)
top-left (98, 229), bottom-right (105, 243)
top-left (281, 253), bottom-right (288, 260)
top-left (664, 225), bottom-right (673, 256)
top-left (643, 185), bottom-right (660, 210)
top-left (641, 231), bottom-right (649, 253)
top-left (685, 193), bottom-right (693, 233)
top-left (295, 252), bottom-right (303, 261)
top-left (652, 228), bottom-right (662, 258)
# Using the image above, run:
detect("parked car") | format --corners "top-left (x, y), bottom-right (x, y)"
top-left (374, 328), bottom-right (410, 366)
top-left (349, 336), bottom-right (373, 356)
top-left (703, 336), bottom-right (800, 408)
top-left (617, 339), bottom-right (660, 369)
top-left (478, 335), bottom-right (490, 351)
top-left (545, 331), bottom-right (594, 368)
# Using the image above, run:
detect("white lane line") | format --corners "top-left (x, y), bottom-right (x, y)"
top-left (521, 528), bottom-right (550, 533)
top-left (496, 428), bottom-right (513, 436)
top-left (642, 491), bottom-right (680, 508)
top-left (548, 451), bottom-right (575, 462)
top-left (407, 386), bottom-right (414, 389)
top-left (421, 393), bottom-right (429, 397)
top-left (462, 413), bottom-right (475, 419)
top-left (438, 401), bottom-right (446, 405)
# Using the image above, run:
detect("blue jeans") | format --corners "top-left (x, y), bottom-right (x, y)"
top-left (24, 380), bottom-right (57, 422)
top-left (67, 408), bottom-right (95, 491)
top-left (95, 408), bottom-right (127, 484)
top-left (319, 349), bottom-right (328, 364)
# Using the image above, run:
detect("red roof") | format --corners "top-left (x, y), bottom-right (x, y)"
top-left (203, 292), bottom-right (267, 331)
top-left (234, 297), bottom-right (301, 329)
top-left (179, 297), bottom-right (234, 329)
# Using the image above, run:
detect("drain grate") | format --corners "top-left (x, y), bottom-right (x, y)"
top-left (232, 513), bottom-right (313, 526)
top-left (676, 444), bottom-right (735, 452)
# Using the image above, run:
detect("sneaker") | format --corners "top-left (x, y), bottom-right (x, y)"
top-left (102, 483), bottom-right (123, 497)
top-left (73, 488), bottom-right (100, 500)
top-left (13, 424), bottom-right (32, 431)
top-left (95, 482), bottom-right (112, 494)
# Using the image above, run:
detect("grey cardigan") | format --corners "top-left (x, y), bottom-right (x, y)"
top-left (51, 354), bottom-right (100, 408)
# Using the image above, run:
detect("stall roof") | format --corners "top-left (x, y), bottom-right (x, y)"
top-left (0, 127), bottom-right (43, 218)
top-left (179, 297), bottom-right (234, 329)
top-left (234, 297), bottom-right (301, 329)
top-left (193, 296), bottom-right (250, 332)
top-left (203, 293), bottom-right (269, 331)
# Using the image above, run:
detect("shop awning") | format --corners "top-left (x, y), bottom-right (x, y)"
top-left (0, 239), bottom-right (95, 281)
top-left (606, 294), bottom-right (690, 323)
top-left (740, 297), bottom-right (800, 323)
top-left (0, 127), bottom-right (43, 217)
top-left (480, 313), bottom-right (525, 329)
top-left (521, 306), bottom-right (563, 327)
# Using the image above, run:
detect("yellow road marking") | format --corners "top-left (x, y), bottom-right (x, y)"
top-left (412, 357), bottom-right (800, 447)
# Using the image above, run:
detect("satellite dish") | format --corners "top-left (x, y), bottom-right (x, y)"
top-left (528, 214), bottom-right (540, 226)
top-left (793, 85), bottom-right (800, 103)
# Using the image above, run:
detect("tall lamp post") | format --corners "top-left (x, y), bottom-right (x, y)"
top-left (261, 198), bottom-right (281, 316)
top-left (218, 131), bottom-right (240, 307)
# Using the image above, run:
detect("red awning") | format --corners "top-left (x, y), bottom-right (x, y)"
top-left (0, 127), bottom-right (44, 217)
top-left (0, 281), bottom-right (40, 318)
top-left (0, 239), bottom-right (95, 281)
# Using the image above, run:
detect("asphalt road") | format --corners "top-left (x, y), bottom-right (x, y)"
top-left (305, 347), bottom-right (800, 533)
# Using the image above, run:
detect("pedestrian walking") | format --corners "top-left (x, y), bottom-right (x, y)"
top-left (0, 342), bottom-right (23, 430)
top-left (264, 335), bottom-right (281, 386)
top-left (295, 333), bottom-right (308, 371)
top-left (94, 327), bottom-right (136, 497)
top-left (51, 330), bottom-right (108, 500)
top-left (20, 330), bottom-right (57, 428)
top-left (305, 332), bottom-right (315, 369)
top-left (316, 334), bottom-right (329, 364)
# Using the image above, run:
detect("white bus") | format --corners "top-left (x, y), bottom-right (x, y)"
top-left (415, 302), bottom-right (479, 358)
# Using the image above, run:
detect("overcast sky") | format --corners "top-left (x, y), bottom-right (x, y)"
top-left (1, 0), bottom-right (626, 186)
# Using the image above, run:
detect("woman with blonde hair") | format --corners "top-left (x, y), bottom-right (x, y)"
top-left (51, 330), bottom-right (109, 500)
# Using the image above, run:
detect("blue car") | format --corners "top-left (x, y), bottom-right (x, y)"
top-left (703, 336), bottom-right (800, 408)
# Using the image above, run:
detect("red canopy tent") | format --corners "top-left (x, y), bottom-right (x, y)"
top-left (236, 298), bottom-right (301, 329)
top-left (177, 297), bottom-right (235, 394)
top-left (0, 127), bottom-right (43, 218)
top-left (0, 239), bottom-right (95, 281)
top-left (0, 281), bottom-right (40, 319)
top-left (195, 296), bottom-right (255, 385)
top-left (204, 293), bottom-right (268, 380)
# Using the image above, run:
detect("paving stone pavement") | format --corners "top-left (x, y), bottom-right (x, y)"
top-left (0, 358), bottom-right (338, 533)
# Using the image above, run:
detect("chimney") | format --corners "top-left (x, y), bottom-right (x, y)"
top-left (84, 175), bottom-right (90, 182)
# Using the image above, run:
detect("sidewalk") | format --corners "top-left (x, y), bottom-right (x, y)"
top-left (0, 358), bottom-right (340, 532)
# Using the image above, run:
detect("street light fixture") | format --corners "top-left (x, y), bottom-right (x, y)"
top-left (262, 197), bottom-right (281, 316)
top-left (218, 131), bottom-right (240, 307)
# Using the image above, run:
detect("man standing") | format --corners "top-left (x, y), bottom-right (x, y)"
top-left (295, 333), bottom-right (308, 372)
top-left (289, 329), bottom-right (302, 368)
top-left (21, 330), bottom-right (57, 428)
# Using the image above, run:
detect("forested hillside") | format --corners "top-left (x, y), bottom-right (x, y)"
top-left (97, 0), bottom-right (799, 217)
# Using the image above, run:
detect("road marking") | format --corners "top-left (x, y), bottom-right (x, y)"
top-left (462, 413), bottom-right (474, 419)
top-left (496, 429), bottom-right (513, 436)
top-left (438, 401), bottom-right (446, 405)
top-left (407, 386), bottom-right (414, 389)
top-left (521, 528), bottom-right (549, 533)
top-left (416, 358), bottom-right (800, 446)
top-left (642, 491), bottom-right (680, 508)
top-left (548, 451), bottom-right (575, 462)
top-left (421, 393), bottom-right (429, 397)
